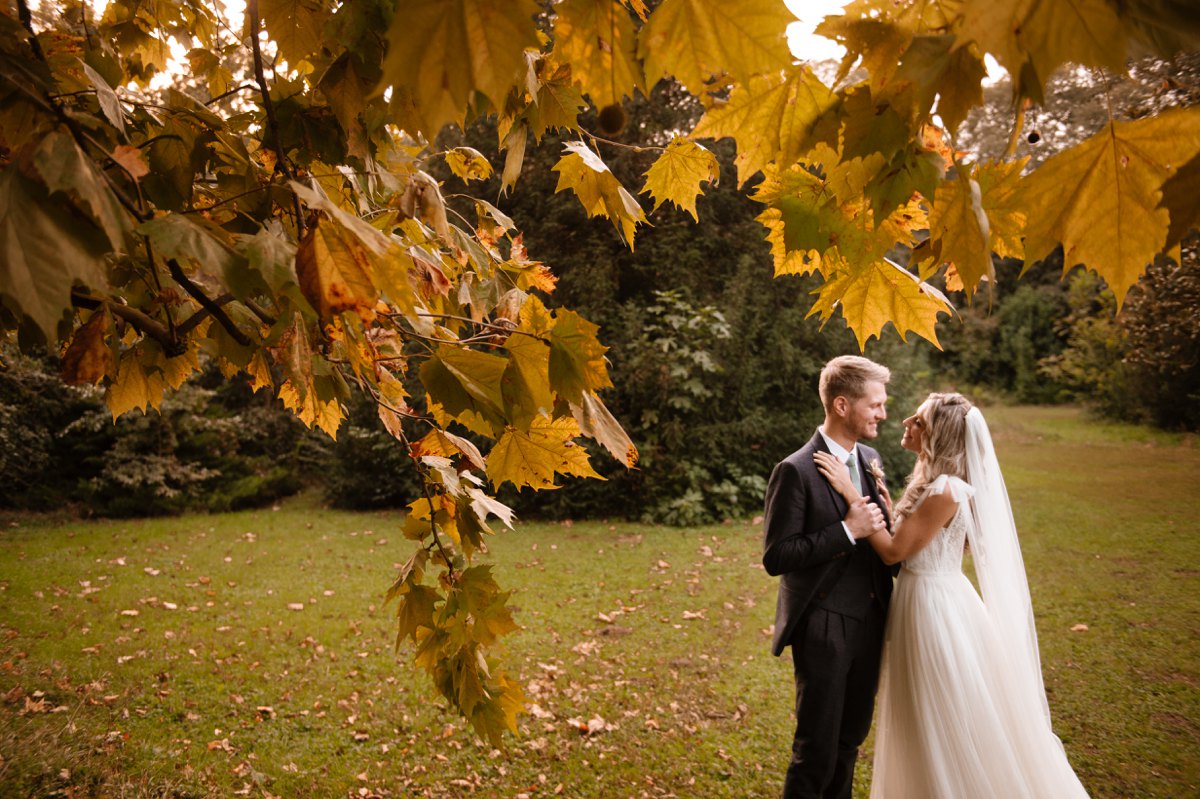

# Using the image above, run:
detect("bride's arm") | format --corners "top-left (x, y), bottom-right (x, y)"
top-left (867, 492), bottom-right (958, 565)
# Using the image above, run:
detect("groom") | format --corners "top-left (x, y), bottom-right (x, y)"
top-left (762, 355), bottom-right (895, 799)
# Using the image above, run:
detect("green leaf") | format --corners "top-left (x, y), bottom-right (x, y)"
top-left (421, 346), bottom-right (509, 436)
top-left (0, 166), bottom-right (110, 340)
top-left (394, 584), bottom-right (441, 646)
top-left (138, 214), bottom-right (253, 296)
top-left (552, 0), bottom-right (643, 108)
top-left (640, 137), bottom-right (719, 221)
top-left (502, 315), bottom-right (553, 430)
top-left (526, 59), bottom-right (588, 140)
top-left (865, 146), bottom-right (945, 225)
top-left (548, 307), bottom-right (612, 404)
top-left (838, 85), bottom-right (911, 163)
top-left (551, 141), bottom-right (647, 247)
top-left (1015, 107), bottom-right (1200, 305)
top-left (752, 164), bottom-right (832, 276)
top-left (241, 223), bottom-right (299, 295)
top-left (32, 130), bottom-right (133, 252)
top-left (692, 65), bottom-right (838, 187)
top-left (638, 0), bottom-right (796, 94)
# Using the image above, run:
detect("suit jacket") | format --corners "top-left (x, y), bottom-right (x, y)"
top-left (762, 431), bottom-right (896, 656)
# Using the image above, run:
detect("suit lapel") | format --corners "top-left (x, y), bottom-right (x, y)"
top-left (811, 433), bottom-right (851, 517)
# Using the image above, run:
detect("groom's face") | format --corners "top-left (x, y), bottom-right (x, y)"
top-left (844, 380), bottom-right (888, 441)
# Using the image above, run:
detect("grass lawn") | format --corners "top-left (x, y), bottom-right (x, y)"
top-left (0, 405), bottom-right (1196, 798)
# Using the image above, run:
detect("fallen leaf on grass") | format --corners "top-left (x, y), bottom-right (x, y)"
top-left (1071, 624), bottom-right (1089, 632)
top-left (207, 738), bottom-right (234, 754)
top-left (682, 609), bottom-right (707, 620)
top-left (287, 603), bottom-right (305, 611)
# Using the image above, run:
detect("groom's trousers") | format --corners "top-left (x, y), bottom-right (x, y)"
top-left (783, 602), bottom-right (885, 799)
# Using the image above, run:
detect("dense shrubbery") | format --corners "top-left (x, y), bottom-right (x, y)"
top-left (0, 350), bottom-right (322, 515)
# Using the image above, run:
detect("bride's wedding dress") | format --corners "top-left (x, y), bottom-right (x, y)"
top-left (870, 474), bottom-right (1090, 798)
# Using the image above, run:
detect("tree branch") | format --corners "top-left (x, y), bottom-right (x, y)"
top-left (246, 0), bottom-right (306, 236)
top-left (70, 289), bottom-right (185, 356)
top-left (166, 259), bottom-right (253, 346)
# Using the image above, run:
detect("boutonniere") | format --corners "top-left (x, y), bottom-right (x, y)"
top-left (868, 458), bottom-right (885, 484)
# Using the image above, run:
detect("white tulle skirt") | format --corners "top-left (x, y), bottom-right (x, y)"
top-left (870, 569), bottom-right (1090, 799)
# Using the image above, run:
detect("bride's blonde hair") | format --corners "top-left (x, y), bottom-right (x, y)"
top-left (894, 392), bottom-right (973, 519)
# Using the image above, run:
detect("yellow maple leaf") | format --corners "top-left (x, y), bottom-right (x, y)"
top-left (815, 13), bottom-right (911, 91)
top-left (571, 392), bottom-right (638, 467)
top-left (551, 141), bottom-right (647, 247)
top-left (486, 415), bottom-right (601, 491)
top-left (692, 65), bottom-right (838, 187)
top-left (295, 214), bottom-right (379, 322)
top-left (105, 348), bottom-right (167, 420)
top-left (245, 350), bottom-right (274, 393)
top-left (379, 0), bottom-right (541, 137)
top-left (1015, 107), bottom-right (1200, 305)
top-left (278, 379), bottom-right (344, 440)
top-left (959, 0), bottom-right (1128, 103)
top-left (552, 0), bottom-right (644, 108)
top-left (974, 157), bottom-right (1027, 260)
top-left (808, 258), bottom-right (952, 349)
top-left (638, 0), bottom-right (796, 94)
top-left (927, 169), bottom-right (992, 298)
top-left (640, 137), bottom-right (719, 221)
top-left (445, 147), bottom-right (494, 182)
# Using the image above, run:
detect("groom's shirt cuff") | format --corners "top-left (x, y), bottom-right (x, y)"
top-left (842, 522), bottom-right (856, 544)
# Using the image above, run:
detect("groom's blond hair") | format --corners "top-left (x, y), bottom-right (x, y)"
top-left (819, 355), bottom-right (891, 411)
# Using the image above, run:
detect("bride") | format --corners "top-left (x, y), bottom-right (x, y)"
top-left (814, 393), bottom-right (1089, 798)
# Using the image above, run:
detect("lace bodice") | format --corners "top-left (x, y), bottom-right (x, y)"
top-left (904, 475), bottom-right (974, 575)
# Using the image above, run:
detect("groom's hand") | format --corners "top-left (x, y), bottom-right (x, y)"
top-left (845, 497), bottom-right (886, 540)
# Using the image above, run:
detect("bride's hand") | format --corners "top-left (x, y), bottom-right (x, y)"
top-left (875, 480), bottom-right (893, 514)
top-left (814, 451), bottom-right (859, 499)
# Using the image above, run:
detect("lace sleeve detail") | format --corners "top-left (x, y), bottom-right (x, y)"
top-left (928, 474), bottom-right (975, 503)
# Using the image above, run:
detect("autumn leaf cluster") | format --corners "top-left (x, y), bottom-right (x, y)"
top-left (1, 0), bottom-right (1197, 740)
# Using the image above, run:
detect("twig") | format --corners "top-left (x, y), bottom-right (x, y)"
top-left (70, 289), bottom-right (185, 356)
top-left (246, 0), bottom-right (306, 236)
top-left (166, 259), bottom-right (252, 346)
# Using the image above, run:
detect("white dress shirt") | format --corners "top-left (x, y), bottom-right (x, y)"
top-left (819, 427), bottom-right (860, 545)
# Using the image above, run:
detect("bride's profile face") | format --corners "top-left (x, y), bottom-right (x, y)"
top-left (900, 401), bottom-right (931, 454)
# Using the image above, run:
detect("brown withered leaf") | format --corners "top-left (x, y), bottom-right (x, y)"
top-left (61, 308), bottom-right (113, 385)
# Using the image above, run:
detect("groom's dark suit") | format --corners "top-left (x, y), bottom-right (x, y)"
top-left (763, 431), bottom-right (896, 799)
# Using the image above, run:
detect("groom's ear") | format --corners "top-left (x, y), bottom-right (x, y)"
top-left (831, 396), bottom-right (848, 417)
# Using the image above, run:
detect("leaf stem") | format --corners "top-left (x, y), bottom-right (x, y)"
top-left (1001, 99), bottom-right (1029, 160)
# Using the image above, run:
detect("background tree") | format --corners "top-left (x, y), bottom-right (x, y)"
top-left (1, 0), bottom-right (1198, 739)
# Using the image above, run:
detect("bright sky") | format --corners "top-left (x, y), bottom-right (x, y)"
top-left (786, 0), bottom-right (851, 63)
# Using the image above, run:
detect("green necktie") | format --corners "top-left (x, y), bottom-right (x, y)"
top-left (846, 451), bottom-right (863, 495)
